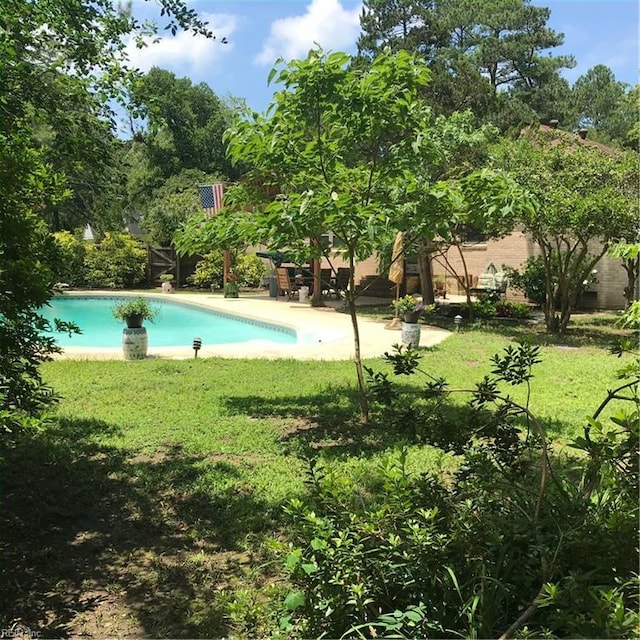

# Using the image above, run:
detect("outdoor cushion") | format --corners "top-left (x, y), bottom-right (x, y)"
top-left (477, 274), bottom-right (496, 289)
top-left (495, 272), bottom-right (508, 288)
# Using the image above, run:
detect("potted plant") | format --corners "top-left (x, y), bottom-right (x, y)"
top-left (160, 273), bottom-right (174, 293)
top-left (112, 297), bottom-right (157, 328)
top-left (393, 295), bottom-right (425, 323)
top-left (224, 273), bottom-right (239, 298)
top-left (112, 297), bottom-right (157, 360)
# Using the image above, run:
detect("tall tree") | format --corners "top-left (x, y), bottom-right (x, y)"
top-left (402, 111), bottom-right (526, 309)
top-left (34, 73), bottom-right (125, 234)
top-left (357, 0), bottom-right (575, 125)
top-left (571, 66), bottom-right (637, 148)
top-left (0, 0), bottom-right (217, 431)
top-left (124, 68), bottom-right (239, 240)
top-left (176, 48), bottom-right (439, 424)
top-left (572, 65), bottom-right (627, 131)
top-left (128, 68), bottom-right (238, 181)
top-left (357, 0), bottom-right (446, 62)
top-left (494, 130), bottom-right (639, 333)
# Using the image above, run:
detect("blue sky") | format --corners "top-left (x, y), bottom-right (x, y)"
top-left (125, 0), bottom-right (639, 116)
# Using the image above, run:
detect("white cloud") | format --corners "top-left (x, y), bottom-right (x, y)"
top-left (124, 13), bottom-right (237, 75)
top-left (255, 0), bottom-right (362, 66)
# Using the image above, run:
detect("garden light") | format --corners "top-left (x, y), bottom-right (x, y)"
top-left (454, 315), bottom-right (462, 331)
top-left (193, 337), bottom-right (202, 357)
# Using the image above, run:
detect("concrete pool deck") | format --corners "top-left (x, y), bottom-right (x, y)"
top-left (54, 290), bottom-right (452, 360)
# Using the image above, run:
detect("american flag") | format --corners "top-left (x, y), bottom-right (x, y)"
top-left (199, 183), bottom-right (224, 218)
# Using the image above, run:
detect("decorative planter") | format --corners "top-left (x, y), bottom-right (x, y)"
top-left (122, 327), bottom-right (148, 360)
top-left (161, 281), bottom-right (173, 293)
top-left (401, 322), bottom-right (421, 348)
top-left (403, 311), bottom-right (422, 324)
top-left (224, 282), bottom-right (239, 298)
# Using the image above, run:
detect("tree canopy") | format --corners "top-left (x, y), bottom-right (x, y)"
top-left (357, 0), bottom-right (575, 126)
top-left (493, 129), bottom-right (639, 332)
top-left (0, 0), bottom-right (218, 431)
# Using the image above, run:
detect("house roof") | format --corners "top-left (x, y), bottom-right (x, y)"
top-left (520, 123), bottom-right (621, 157)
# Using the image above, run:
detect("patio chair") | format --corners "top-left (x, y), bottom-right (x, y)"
top-left (320, 268), bottom-right (337, 298)
top-left (276, 267), bottom-right (300, 300)
top-left (334, 268), bottom-right (351, 298)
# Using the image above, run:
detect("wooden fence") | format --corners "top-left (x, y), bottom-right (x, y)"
top-left (147, 246), bottom-right (200, 288)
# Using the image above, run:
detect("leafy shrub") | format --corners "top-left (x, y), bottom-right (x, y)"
top-left (505, 255), bottom-right (597, 319)
top-left (187, 251), bottom-right (224, 289)
top-left (51, 231), bottom-right (86, 286)
top-left (280, 343), bottom-right (639, 639)
top-left (83, 232), bottom-right (147, 289)
top-left (234, 253), bottom-right (268, 287)
top-left (618, 300), bottom-right (640, 330)
top-left (504, 255), bottom-right (548, 305)
top-left (281, 453), bottom-right (461, 638)
top-left (471, 297), bottom-right (497, 318)
top-left (111, 297), bottom-right (158, 323)
top-left (495, 300), bottom-right (531, 319)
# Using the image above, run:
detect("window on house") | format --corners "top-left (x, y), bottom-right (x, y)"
top-left (459, 226), bottom-right (488, 244)
top-left (320, 231), bottom-right (346, 249)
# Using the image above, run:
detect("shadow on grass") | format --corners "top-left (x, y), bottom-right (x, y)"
top-left (0, 417), bottom-right (274, 639)
top-left (429, 311), bottom-right (631, 350)
top-left (221, 384), bottom-right (384, 458)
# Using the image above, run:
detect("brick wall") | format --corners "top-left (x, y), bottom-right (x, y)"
top-left (428, 234), bottom-right (628, 309)
top-left (254, 236), bottom-right (630, 309)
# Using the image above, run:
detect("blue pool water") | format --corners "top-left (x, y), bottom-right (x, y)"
top-left (41, 296), bottom-right (297, 347)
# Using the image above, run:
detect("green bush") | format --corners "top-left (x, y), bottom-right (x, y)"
top-left (495, 300), bottom-right (531, 319)
top-left (234, 253), bottom-right (268, 287)
top-left (280, 344), bottom-right (639, 639)
top-left (471, 297), bottom-right (498, 319)
top-left (83, 232), bottom-right (147, 289)
top-left (187, 251), bottom-right (224, 289)
top-left (504, 256), bottom-right (548, 305)
top-left (51, 231), bottom-right (86, 286)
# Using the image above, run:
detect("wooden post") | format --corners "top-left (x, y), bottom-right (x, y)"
top-left (223, 249), bottom-right (231, 286)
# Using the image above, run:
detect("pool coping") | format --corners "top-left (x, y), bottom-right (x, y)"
top-left (53, 290), bottom-right (452, 361)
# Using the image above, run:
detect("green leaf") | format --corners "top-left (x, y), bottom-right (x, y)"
top-left (404, 609), bottom-right (423, 623)
top-left (284, 590), bottom-right (305, 611)
top-left (310, 537), bottom-right (326, 550)
top-left (285, 550), bottom-right (301, 569)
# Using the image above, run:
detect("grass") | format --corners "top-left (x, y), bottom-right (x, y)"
top-left (1, 313), bottom-right (635, 638)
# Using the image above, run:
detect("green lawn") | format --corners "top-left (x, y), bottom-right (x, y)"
top-left (1, 314), bottom-right (634, 637)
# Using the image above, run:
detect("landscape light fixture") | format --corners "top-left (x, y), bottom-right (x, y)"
top-left (193, 337), bottom-right (202, 358)
top-left (454, 315), bottom-right (463, 331)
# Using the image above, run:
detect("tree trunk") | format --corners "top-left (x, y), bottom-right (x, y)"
top-left (311, 256), bottom-right (323, 306)
top-left (622, 257), bottom-right (639, 307)
top-left (346, 255), bottom-right (369, 425)
top-left (417, 240), bottom-right (434, 304)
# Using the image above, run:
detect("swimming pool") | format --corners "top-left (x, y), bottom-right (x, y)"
top-left (41, 295), bottom-right (298, 348)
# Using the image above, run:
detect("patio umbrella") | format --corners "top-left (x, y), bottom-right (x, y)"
top-left (255, 250), bottom-right (295, 267)
top-left (386, 232), bottom-right (404, 330)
